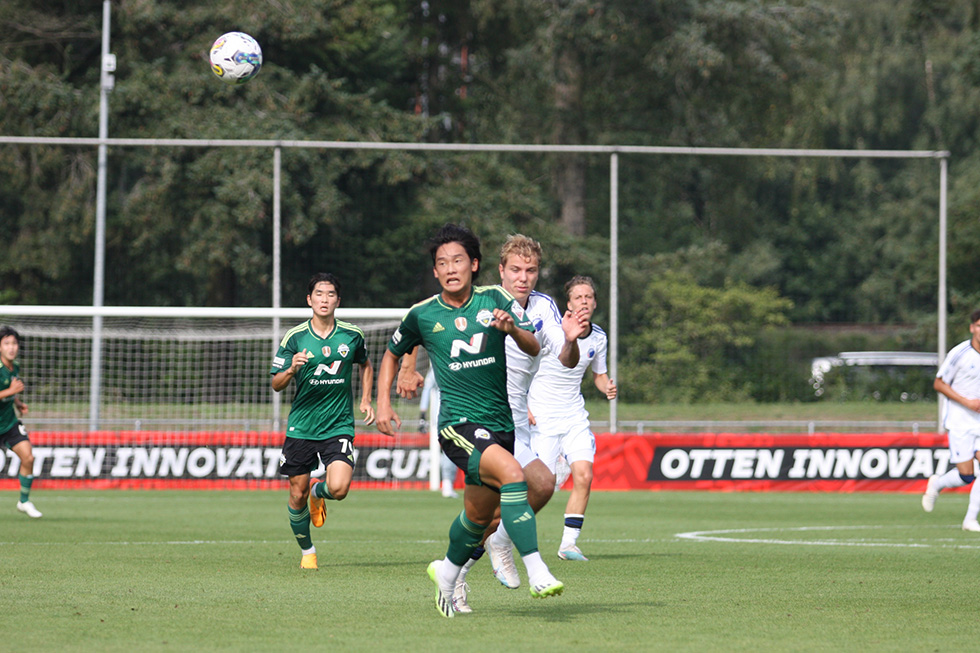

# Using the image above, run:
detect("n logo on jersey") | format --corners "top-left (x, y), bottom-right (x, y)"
top-left (454, 317), bottom-right (468, 331)
top-left (314, 361), bottom-right (342, 375)
top-left (450, 333), bottom-right (488, 358)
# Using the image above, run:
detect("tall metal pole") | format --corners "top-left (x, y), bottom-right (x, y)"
top-left (272, 147), bottom-right (283, 430)
top-left (938, 156), bottom-right (948, 432)
top-left (89, 0), bottom-right (114, 431)
top-left (609, 153), bottom-right (618, 433)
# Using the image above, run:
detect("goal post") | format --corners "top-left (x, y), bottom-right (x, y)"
top-left (0, 305), bottom-right (453, 490)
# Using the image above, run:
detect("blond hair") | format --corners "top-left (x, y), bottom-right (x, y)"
top-left (498, 234), bottom-right (542, 267)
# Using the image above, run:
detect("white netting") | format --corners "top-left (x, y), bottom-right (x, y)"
top-left (1, 312), bottom-right (411, 431)
top-left (0, 309), bottom-right (440, 489)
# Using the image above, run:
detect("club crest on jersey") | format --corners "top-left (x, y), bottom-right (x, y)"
top-left (476, 309), bottom-right (494, 328)
top-left (533, 318), bottom-right (544, 331)
top-left (321, 346), bottom-right (331, 357)
top-left (338, 343), bottom-right (350, 358)
top-left (454, 317), bottom-right (468, 331)
top-left (474, 428), bottom-right (491, 440)
top-left (510, 301), bottom-right (526, 320)
top-left (588, 347), bottom-right (595, 359)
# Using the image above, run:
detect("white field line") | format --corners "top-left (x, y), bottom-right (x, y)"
top-left (675, 525), bottom-right (980, 550)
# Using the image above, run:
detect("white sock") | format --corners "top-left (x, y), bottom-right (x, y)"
top-left (458, 556), bottom-right (477, 582)
top-left (491, 524), bottom-right (513, 549)
top-left (301, 546), bottom-right (316, 556)
top-left (520, 551), bottom-right (550, 585)
top-left (561, 513), bottom-right (584, 549)
top-left (967, 482), bottom-right (980, 522)
top-left (936, 468), bottom-right (970, 491)
top-left (437, 557), bottom-right (461, 591)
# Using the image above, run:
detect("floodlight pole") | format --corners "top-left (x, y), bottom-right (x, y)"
top-left (609, 153), bottom-right (619, 432)
top-left (89, 0), bottom-right (114, 432)
top-left (938, 156), bottom-right (948, 433)
top-left (272, 147), bottom-right (282, 430)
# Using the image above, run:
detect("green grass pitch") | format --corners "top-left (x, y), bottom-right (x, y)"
top-left (2, 488), bottom-right (977, 651)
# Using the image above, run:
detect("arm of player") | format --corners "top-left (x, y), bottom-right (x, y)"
top-left (271, 349), bottom-right (311, 392)
top-left (492, 308), bottom-right (540, 357)
top-left (376, 350), bottom-right (403, 435)
top-left (557, 308), bottom-right (588, 368)
top-left (0, 377), bottom-right (24, 401)
top-left (358, 358), bottom-right (376, 426)
top-left (396, 346), bottom-right (425, 399)
top-left (934, 377), bottom-right (980, 412)
top-left (594, 372), bottom-right (617, 400)
top-left (1, 378), bottom-right (28, 415)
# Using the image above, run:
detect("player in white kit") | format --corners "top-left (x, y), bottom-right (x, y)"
top-left (922, 308), bottom-right (980, 531)
top-left (527, 275), bottom-right (617, 560)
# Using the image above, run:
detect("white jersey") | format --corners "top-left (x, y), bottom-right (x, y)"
top-left (505, 290), bottom-right (567, 429)
top-left (527, 323), bottom-right (608, 420)
top-left (937, 339), bottom-right (980, 433)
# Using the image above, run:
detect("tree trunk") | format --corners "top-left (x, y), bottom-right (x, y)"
top-left (553, 47), bottom-right (586, 236)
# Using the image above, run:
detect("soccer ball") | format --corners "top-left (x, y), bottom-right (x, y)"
top-left (209, 32), bottom-right (262, 85)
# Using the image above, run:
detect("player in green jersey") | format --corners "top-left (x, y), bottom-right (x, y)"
top-left (376, 223), bottom-right (564, 618)
top-left (271, 273), bottom-right (377, 570)
top-left (0, 326), bottom-right (41, 518)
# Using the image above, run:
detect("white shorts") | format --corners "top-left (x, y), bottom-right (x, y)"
top-left (947, 429), bottom-right (980, 464)
top-left (511, 408), bottom-right (540, 468)
top-left (514, 435), bottom-right (538, 468)
top-left (529, 415), bottom-right (595, 473)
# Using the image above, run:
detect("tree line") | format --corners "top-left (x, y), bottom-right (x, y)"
top-left (1, 0), bottom-right (977, 402)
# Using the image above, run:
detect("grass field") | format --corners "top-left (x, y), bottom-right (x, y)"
top-left (4, 488), bottom-right (975, 651)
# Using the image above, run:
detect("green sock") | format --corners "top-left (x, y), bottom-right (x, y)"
top-left (288, 505), bottom-right (313, 550)
top-left (313, 481), bottom-right (335, 501)
top-left (499, 481), bottom-right (539, 556)
top-left (18, 475), bottom-right (33, 503)
top-left (446, 510), bottom-right (488, 566)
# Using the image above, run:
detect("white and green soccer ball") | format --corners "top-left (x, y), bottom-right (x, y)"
top-left (209, 32), bottom-right (262, 85)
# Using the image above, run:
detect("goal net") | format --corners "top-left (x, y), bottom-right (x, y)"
top-left (0, 307), bottom-right (438, 490)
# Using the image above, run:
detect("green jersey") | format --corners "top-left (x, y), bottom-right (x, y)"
top-left (271, 319), bottom-right (367, 441)
top-left (0, 360), bottom-right (20, 433)
top-left (388, 285), bottom-right (534, 432)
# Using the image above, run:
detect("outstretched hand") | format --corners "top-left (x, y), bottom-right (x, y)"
top-left (561, 308), bottom-right (589, 341)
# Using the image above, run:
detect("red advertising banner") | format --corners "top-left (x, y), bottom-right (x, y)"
top-left (589, 432), bottom-right (951, 492)
top-left (0, 431), bottom-right (950, 492)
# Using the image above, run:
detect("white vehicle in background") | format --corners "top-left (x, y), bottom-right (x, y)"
top-left (809, 351), bottom-right (938, 400)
